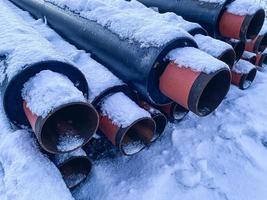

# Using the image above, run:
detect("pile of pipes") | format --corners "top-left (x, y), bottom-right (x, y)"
top-left (1, 0), bottom-right (265, 189)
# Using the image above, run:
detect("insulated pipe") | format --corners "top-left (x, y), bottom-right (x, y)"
top-left (160, 47), bottom-right (231, 116)
top-left (256, 53), bottom-right (267, 67)
top-left (9, 0), bottom-right (197, 106)
top-left (0, 1), bottom-right (90, 131)
top-left (231, 59), bottom-right (257, 90)
top-left (242, 51), bottom-right (257, 65)
top-left (228, 39), bottom-right (245, 61)
top-left (98, 92), bottom-right (156, 156)
top-left (136, 0), bottom-right (234, 37)
top-left (138, 101), bottom-right (167, 142)
top-left (219, 1), bottom-right (265, 41)
top-left (50, 148), bottom-right (92, 189)
top-left (245, 34), bottom-right (267, 54)
top-left (156, 102), bottom-right (189, 123)
top-left (194, 34), bottom-right (236, 68)
top-left (22, 71), bottom-right (99, 153)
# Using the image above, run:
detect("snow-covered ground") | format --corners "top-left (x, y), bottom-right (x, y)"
top-left (1, 0), bottom-right (267, 200)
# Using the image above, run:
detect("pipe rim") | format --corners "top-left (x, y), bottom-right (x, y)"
top-left (151, 113), bottom-right (167, 143)
top-left (170, 103), bottom-right (189, 122)
top-left (188, 68), bottom-right (231, 116)
top-left (258, 34), bottom-right (267, 53)
top-left (36, 102), bottom-right (99, 154)
top-left (232, 40), bottom-right (245, 61)
top-left (116, 117), bottom-right (156, 156)
top-left (239, 68), bottom-right (257, 90)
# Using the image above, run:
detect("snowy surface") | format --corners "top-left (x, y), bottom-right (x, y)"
top-left (0, 0), bottom-right (65, 84)
top-left (45, 0), bottom-right (193, 48)
top-left (101, 92), bottom-right (151, 128)
top-left (1, 1), bottom-right (267, 200)
top-left (166, 47), bottom-right (229, 73)
top-left (243, 51), bottom-right (256, 60)
top-left (194, 34), bottom-right (233, 58)
top-left (22, 70), bottom-right (86, 118)
top-left (232, 59), bottom-right (256, 74)
top-left (259, 21), bottom-right (267, 35)
top-left (54, 148), bottom-right (87, 166)
top-left (227, 0), bottom-right (262, 16)
top-left (199, 0), bottom-right (226, 4)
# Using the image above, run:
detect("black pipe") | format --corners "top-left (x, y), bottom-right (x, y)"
top-left (135, 0), bottom-right (234, 37)
top-left (9, 0), bottom-right (197, 106)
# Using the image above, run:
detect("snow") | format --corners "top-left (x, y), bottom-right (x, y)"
top-left (166, 47), bottom-right (229, 74)
top-left (22, 70), bottom-right (86, 118)
top-left (65, 174), bottom-right (87, 189)
top-left (2, 1), bottom-right (267, 200)
top-left (45, 0), bottom-right (193, 48)
top-left (100, 92), bottom-right (151, 128)
top-left (194, 34), bottom-right (233, 58)
top-left (199, 0), bottom-right (225, 4)
top-left (242, 51), bottom-right (256, 60)
top-left (259, 21), bottom-right (267, 35)
top-left (54, 148), bottom-right (87, 166)
top-left (0, 0), bottom-right (65, 84)
top-left (57, 135), bottom-right (84, 152)
top-left (232, 59), bottom-right (255, 74)
top-left (227, 0), bottom-right (262, 16)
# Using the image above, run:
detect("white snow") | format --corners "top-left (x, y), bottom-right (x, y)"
top-left (232, 59), bottom-right (255, 74)
top-left (242, 51), bottom-right (256, 60)
top-left (227, 0), bottom-right (262, 16)
top-left (54, 148), bottom-right (87, 166)
top-left (199, 0), bottom-right (225, 4)
top-left (0, 0), bottom-right (66, 84)
top-left (100, 92), bottom-right (151, 128)
top-left (45, 0), bottom-right (193, 48)
top-left (65, 173), bottom-right (87, 189)
top-left (22, 70), bottom-right (86, 118)
top-left (259, 21), bottom-right (267, 35)
top-left (194, 34), bottom-right (233, 58)
top-left (2, 1), bottom-right (267, 200)
top-left (57, 135), bottom-right (85, 152)
top-left (166, 47), bottom-right (229, 74)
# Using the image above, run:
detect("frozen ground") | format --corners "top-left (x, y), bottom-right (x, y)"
top-left (1, 1), bottom-right (267, 200)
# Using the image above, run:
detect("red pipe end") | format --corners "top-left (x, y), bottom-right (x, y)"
top-left (23, 101), bottom-right (99, 153)
top-left (219, 9), bottom-right (265, 40)
top-left (245, 34), bottom-right (267, 54)
top-left (99, 115), bottom-right (156, 156)
top-left (231, 68), bottom-right (257, 90)
top-left (159, 62), bottom-right (231, 116)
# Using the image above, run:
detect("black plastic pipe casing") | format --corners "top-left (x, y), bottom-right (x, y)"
top-left (136, 0), bottom-right (234, 37)
top-left (9, 0), bottom-right (197, 105)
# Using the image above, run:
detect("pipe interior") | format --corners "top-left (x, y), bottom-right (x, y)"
top-left (247, 9), bottom-right (265, 39)
top-left (197, 70), bottom-right (231, 116)
top-left (233, 41), bottom-right (245, 61)
top-left (242, 68), bottom-right (257, 89)
top-left (259, 34), bottom-right (267, 52)
top-left (249, 56), bottom-right (257, 65)
top-left (219, 49), bottom-right (236, 68)
top-left (151, 114), bottom-right (167, 142)
top-left (121, 118), bottom-right (155, 155)
top-left (41, 104), bottom-right (98, 153)
top-left (262, 55), bottom-right (267, 65)
top-left (60, 157), bottom-right (92, 189)
top-left (172, 104), bottom-right (189, 121)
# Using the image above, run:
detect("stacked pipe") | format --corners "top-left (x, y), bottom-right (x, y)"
top-left (0, 0), bottom-right (101, 189)
top-left (9, 0), bottom-right (232, 118)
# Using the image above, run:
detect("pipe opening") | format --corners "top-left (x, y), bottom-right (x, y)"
top-left (172, 104), bottom-right (189, 121)
top-left (121, 118), bottom-right (155, 155)
top-left (195, 70), bottom-right (231, 116)
top-left (151, 113), bottom-right (167, 142)
top-left (246, 9), bottom-right (265, 39)
top-left (241, 68), bottom-right (257, 90)
top-left (259, 34), bottom-right (267, 52)
top-left (249, 56), bottom-right (257, 65)
top-left (59, 157), bottom-right (92, 189)
top-left (41, 103), bottom-right (99, 153)
top-left (233, 41), bottom-right (245, 61)
top-left (218, 49), bottom-right (236, 68)
top-left (263, 55), bottom-right (267, 65)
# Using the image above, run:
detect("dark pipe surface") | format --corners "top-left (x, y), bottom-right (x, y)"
top-left (9, 0), bottom-right (197, 106)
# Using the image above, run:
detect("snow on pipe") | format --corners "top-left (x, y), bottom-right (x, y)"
top-left (156, 102), bottom-right (189, 123)
top-left (22, 70), bottom-right (99, 154)
top-left (194, 34), bottom-right (236, 68)
top-left (228, 39), bottom-right (245, 61)
top-left (160, 47), bottom-right (231, 117)
top-left (256, 53), bottom-right (267, 68)
top-left (8, 0), bottom-right (197, 106)
top-left (242, 51), bottom-right (257, 65)
top-left (49, 148), bottom-right (92, 189)
top-left (98, 92), bottom-right (156, 156)
top-left (0, 0), bottom-right (100, 154)
top-left (231, 59), bottom-right (257, 90)
top-left (138, 101), bottom-right (167, 142)
top-left (219, 1), bottom-right (265, 41)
